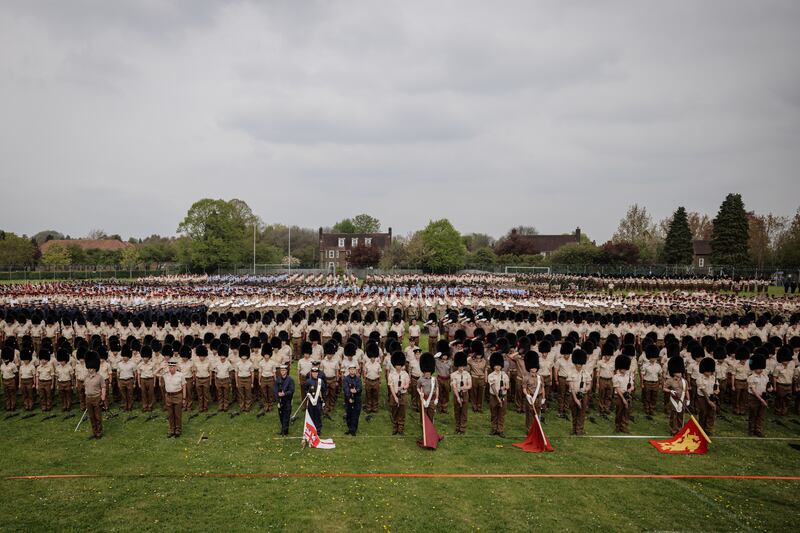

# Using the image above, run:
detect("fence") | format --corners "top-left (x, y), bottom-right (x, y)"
top-left (0, 264), bottom-right (183, 282)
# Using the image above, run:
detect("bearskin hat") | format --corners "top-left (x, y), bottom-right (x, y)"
top-left (454, 351), bottom-right (467, 368)
top-left (391, 351), bottom-right (406, 367)
top-left (699, 357), bottom-right (715, 374)
top-left (667, 356), bottom-right (685, 375)
top-left (524, 351), bottom-right (539, 371)
top-left (489, 352), bottom-right (504, 370)
top-left (615, 355), bottom-right (631, 371)
top-left (420, 352), bottom-right (436, 374)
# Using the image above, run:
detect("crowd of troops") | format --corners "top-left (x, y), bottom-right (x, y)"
top-left (0, 278), bottom-right (800, 437)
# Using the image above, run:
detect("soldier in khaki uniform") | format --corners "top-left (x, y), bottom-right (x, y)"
top-left (696, 357), bottom-right (719, 436)
top-left (214, 345), bottom-right (233, 412)
top-left (117, 346), bottom-right (137, 412)
top-left (595, 344), bottom-right (615, 417)
top-left (163, 360), bottom-right (187, 438)
top-left (417, 352), bottom-right (439, 423)
top-left (388, 352), bottom-right (409, 435)
top-left (257, 345), bottom-right (276, 412)
top-left (1, 347), bottom-right (18, 411)
top-left (731, 347), bottom-right (751, 415)
top-left (434, 341), bottom-right (452, 414)
top-left (467, 345), bottom-right (487, 413)
top-left (640, 345), bottom-right (662, 417)
top-left (362, 343), bottom-right (382, 413)
top-left (747, 353), bottom-right (771, 437)
top-left (451, 351), bottom-right (471, 434)
top-left (522, 351), bottom-right (544, 432)
top-left (613, 355), bottom-right (633, 433)
top-left (554, 342), bottom-right (574, 419)
top-left (321, 342), bottom-right (340, 416)
top-left (487, 352), bottom-right (509, 437)
top-left (83, 351), bottom-right (106, 439)
top-left (35, 349), bottom-right (55, 412)
top-left (663, 356), bottom-right (689, 435)
top-left (567, 349), bottom-right (591, 436)
top-left (194, 346), bottom-right (212, 412)
top-left (137, 346), bottom-right (157, 412)
top-left (773, 347), bottom-right (794, 416)
top-left (54, 349), bottom-right (74, 411)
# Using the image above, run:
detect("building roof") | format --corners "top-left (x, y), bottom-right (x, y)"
top-left (693, 240), bottom-right (712, 256)
top-left (523, 234), bottom-right (580, 253)
top-left (40, 239), bottom-right (132, 253)
top-left (319, 228), bottom-right (392, 249)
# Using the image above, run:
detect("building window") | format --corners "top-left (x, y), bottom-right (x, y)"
top-left (338, 238), bottom-right (345, 248)
top-left (698, 258), bottom-right (704, 267)
top-left (328, 250), bottom-right (335, 259)
top-left (328, 262), bottom-right (335, 270)
top-left (336, 250), bottom-right (340, 258)
top-left (364, 238), bottom-right (372, 246)
top-left (351, 237), bottom-right (358, 247)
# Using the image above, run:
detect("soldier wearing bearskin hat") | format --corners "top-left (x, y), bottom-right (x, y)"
top-left (596, 343), bottom-right (615, 417)
top-left (663, 356), bottom-right (689, 435)
top-left (731, 346), bottom-right (751, 415)
top-left (537, 340), bottom-right (554, 413)
top-left (54, 348), bottom-right (75, 412)
top-left (117, 345), bottom-right (137, 412)
top-left (487, 352), bottom-right (509, 437)
top-left (522, 350), bottom-right (544, 432)
top-left (297, 341), bottom-right (314, 400)
top-left (467, 342), bottom-right (487, 413)
top-left (696, 357), bottom-right (719, 435)
top-left (747, 353), bottom-right (771, 437)
top-left (568, 349), bottom-right (592, 435)
top-left (84, 350), bottom-right (106, 439)
top-left (613, 353), bottom-right (633, 433)
top-left (388, 351), bottom-right (410, 435)
top-left (18, 348), bottom-right (36, 411)
top-left (320, 341), bottom-right (341, 416)
top-left (555, 341), bottom-right (574, 418)
top-left (451, 351), bottom-right (472, 434)
top-left (640, 344), bottom-right (663, 418)
top-left (418, 352), bottom-right (439, 423)
top-left (1, 346), bottom-right (18, 412)
top-left (362, 342), bottom-right (382, 413)
top-left (425, 313), bottom-right (440, 353)
top-left (435, 339), bottom-right (452, 414)
top-left (35, 348), bottom-right (55, 412)
top-left (773, 346), bottom-right (794, 416)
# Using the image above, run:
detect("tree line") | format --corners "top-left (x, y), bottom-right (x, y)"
top-left (1, 194), bottom-right (799, 273)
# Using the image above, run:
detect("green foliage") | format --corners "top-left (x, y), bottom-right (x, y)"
top-left (352, 214), bottom-right (381, 233)
top-left (379, 238), bottom-right (409, 269)
top-left (332, 218), bottom-right (357, 233)
top-left (549, 243), bottom-right (602, 265)
top-left (467, 247), bottom-right (497, 267)
top-left (40, 244), bottom-right (72, 267)
top-left (349, 243), bottom-right (381, 268)
top-left (418, 219), bottom-right (466, 273)
top-left (0, 231), bottom-right (38, 266)
top-left (31, 230), bottom-right (64, 245)
top-left (120, 246), bottom-right (141, 268)
top-left (138, 235), bottom-right (179, 265)
top-left (775, 208), bottom-right (800, 266)
top-left (461, 233), bottom-right (495, 252)
top-left (711, 193), bottom-right (750, 265)
top-left (176, 199), bottom-right (251, 271)
top-left (663, 207), bottom-right (694, 264)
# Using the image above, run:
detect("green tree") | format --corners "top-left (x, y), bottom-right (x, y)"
top-left (0, 231), bottom-right (37, 266)
top-left (462, 233), bottom-right (495, 252)
top-left (332, 219), bottom-right (356, 233)
top-left (120, 246), bottom-right (141, 269)
top-left (711, 193), bottom-right (750, 265)
top-left (352, 214), bottom-right (381, 233)
top-left (774, 208), bottom-right (800, 267)
top-left (66, 244), bottom-right (87, 264)
top-left (549, 243), bottom-right (602, 265)
top-left (419, 219), bottom-right (466, 273)
top-left (663, 207), bottom-right (694, 264)
top-left (32, 230), bottom-right (64, 245)
top-left (41, 244), bottom-right (72, 267)
top-left (613, 204), bottom-right (662, 263)
top-left (467, 247), bottom-right (497, 267)
top-left (379, 237), bottom-right (410, 270)
top-left (176, 199), bottom-right (250, 271)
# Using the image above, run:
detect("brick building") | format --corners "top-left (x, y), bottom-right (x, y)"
top-left (504, 227), bottom-right (583, 256)
top-left (319, 227), bottom-right (392, 271)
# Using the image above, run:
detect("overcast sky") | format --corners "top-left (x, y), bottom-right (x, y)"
top-left (1, 0), bottom-right (798, 243)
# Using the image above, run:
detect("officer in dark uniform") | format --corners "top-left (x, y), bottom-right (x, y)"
top-left (342, 362), bottom-right (363, 436)
top-left (274, 364), bottom-right (294, 436)
top-left (304, 365), bottom-right (326, 435)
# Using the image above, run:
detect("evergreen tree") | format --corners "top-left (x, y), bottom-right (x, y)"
top-left (663, 206), bottom-right (694, 264)
top-left (711, 193), bottom-right (750, 265)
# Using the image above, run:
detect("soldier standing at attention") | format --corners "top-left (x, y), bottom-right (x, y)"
top-left (275, 364), bottom-right (294, 436)
top-left (450, 351), bottom-right (471, 434)
top-left (487, 352), bottom-right (509, 437)
top-left (343, 363), bottom-right (363, 436)
top-left (83, 351), bottom-right (106, 440)
top-left (163, 360), bottom-right (187, 438)
top-left (388, 352), bottom-right (409, 435)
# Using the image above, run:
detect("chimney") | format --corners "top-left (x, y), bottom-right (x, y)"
top-left (388, 227), bottom-right (392, 241)
top-left (575, 227), bottom-right (581, 243)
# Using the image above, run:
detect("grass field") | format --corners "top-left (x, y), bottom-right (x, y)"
top-left (1, 375), bottom-right (800, 532)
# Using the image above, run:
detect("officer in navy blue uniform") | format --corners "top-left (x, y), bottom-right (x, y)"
top-left (342, 362), bottom-right (363, 436)
top-left (274, 364), bottom-right (295, 436)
